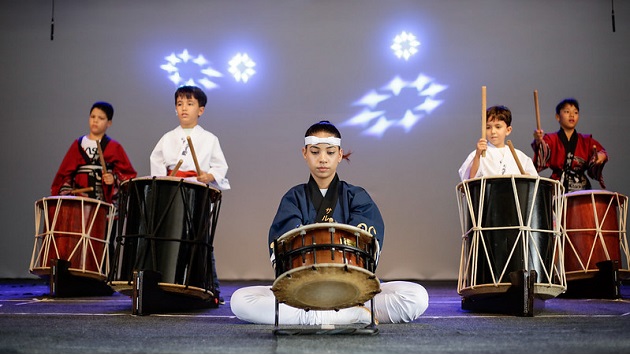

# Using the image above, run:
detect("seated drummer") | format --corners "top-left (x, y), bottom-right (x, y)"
top-left (149, 85), bottom-right (230, 304)
top-left (230, 120), bottom-right (429, 325)
top-left (51, 101), bottom-right (137, 208)
top-left (459, 105), bottom-right (538, 181)
top-left (531, 98), bottom-right (608, 192)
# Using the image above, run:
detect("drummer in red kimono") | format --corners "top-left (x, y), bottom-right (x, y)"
top-left (51, 101), bottom-right (137, 207)
top-left (531, 98), bottom-right (608, 192)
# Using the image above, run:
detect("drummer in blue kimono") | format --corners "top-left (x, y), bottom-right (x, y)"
top-left (459, 105), bottom-right (538, 181)
top-left (230, 120), bottom-right (429, 325)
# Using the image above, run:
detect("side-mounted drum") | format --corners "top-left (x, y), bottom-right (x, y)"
top-left (271, 223), bottom-right (381, 310)
top-left (31, 196), bottom-right (115, 280)
top-left (456, 176), bottom-right (566, 301)
top-left (562, 190), bottom-right (629, 280)
top-left (108, 176), bottom-right (221, 301)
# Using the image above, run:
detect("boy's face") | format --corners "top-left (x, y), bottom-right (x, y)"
top-left (176, 95), bottom-right (205, 128)
top-left (556, 104), bottom-right (579, 131)
top-left (485, 117), bottom-right (511, 148)
top-left (302, 132), bottom-right (343, 188)
top-left (88, 107), bottom-right (112, 138)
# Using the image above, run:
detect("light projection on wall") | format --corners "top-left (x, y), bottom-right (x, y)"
top-left (228, 53), bottom-right (256, 83)
top-left (161, 49), bottom-right (256, 88)
top-left (391, 31), bottom-right (420, 61)
top-left (161, 49), bottom-right (223, 90)
top-left (343, 31), bottom-right (447, 137)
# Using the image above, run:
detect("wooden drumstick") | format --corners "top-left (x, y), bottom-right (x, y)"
top-left (507, 140), bottom-right (526, 175)
top-left (70, 187), bottom-right (94, 194)
top-left (170, 159), bottom-right (184, 176)
top-left (186, 136), bottom-right (202, 176)
top-left (96, 140), bottom-right (107, 172)
top-left (534, 90), bottom-right (541, 131)
top-left (481, 86), bottom-right (487, 157)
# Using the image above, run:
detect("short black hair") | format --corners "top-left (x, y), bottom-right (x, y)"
top-left (174, 86), bottom-right (207, 107)
top-left (91, 101), bottom-right (114, 121)
top-left (555, 98), bottom-right (579, 115)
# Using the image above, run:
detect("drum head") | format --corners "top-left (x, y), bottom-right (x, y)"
top-left (271, 264), bottom-right (381, 310)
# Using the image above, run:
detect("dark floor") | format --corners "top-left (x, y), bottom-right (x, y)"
top-left (1, 278), bottom-right (629, 353)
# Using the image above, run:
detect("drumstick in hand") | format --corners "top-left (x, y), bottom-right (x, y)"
top-left (481, 86), bottom-right (487, 157)
top-left (96, 140), bottom-right (107, 172)
top-left (186, 136), bottom-right (202, 176)
top-left (70, 187), bottom-right (94, 195)
top-left (170, 159), bottom-right (184, 176)
top-left (591, 145), bottom-right (598, 164)
top-left (533, 90), bottom-right (541, 131)
top-left (507, 140), bottom-right (526, 175)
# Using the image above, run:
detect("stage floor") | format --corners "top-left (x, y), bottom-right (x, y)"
top-left (0, 279), bottom-right (629, 353)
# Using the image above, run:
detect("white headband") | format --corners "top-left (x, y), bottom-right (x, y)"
top-left (304, 136), bottom-right (341, 147)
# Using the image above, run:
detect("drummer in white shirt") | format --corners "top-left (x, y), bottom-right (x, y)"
top-left (149, 85), bottom-right (230, 303)
top-left (150, 85), bottom-right (230, 191)
top-left (459, 105), bottom-right (538, 181)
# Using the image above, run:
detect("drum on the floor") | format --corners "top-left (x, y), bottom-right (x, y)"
top-left (456, 175), bottom-right (566, 299)
top-left (108, 176), bottom-right (222, 300)
top-left (31, 196), bottom-right (115, 280)
top-left (271, 223), bottom-right (381, 310)
top-left (562, 190), bottom-right (629, 280)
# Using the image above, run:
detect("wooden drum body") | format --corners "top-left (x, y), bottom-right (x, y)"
top-left (562, 190), bottom-right (629, 280)
top-left (31, 196), bottom-right (115, 280)
top-left (108, 176), bottom-right (221, 300)
top-left (271, 223), bottom-right (381, 311)
top-left (456, 176), bottom-right (566, 300)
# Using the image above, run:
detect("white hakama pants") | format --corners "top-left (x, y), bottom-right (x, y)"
top-left (230, 281), bottom-right (428, 325)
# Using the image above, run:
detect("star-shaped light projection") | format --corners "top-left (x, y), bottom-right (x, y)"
top-left (228, 53), bottom-right (256, 83)
top-left (391, 31), bottom-right (420, 61)
top-left (342, 73), bottom-right (447, 137)
top-left (160, 49), bottom-right (223, 90)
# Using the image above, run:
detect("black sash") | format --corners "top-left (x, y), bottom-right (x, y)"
top-left (307, 174), bottom-right (340, 223)
top-left (558, 130), bottom-right (589, 191)
top-left (74, 135), bottom-right (111, 199)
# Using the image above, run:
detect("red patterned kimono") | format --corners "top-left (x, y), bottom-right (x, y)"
top-left (531, 130), bottom-right (607, 192)
top-left (51, 135), bottom-right (137, 207)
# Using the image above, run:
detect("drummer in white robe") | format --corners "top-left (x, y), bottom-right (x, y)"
top-left (459, 105), bottom-right (538, 181)
top-left (150, 85), bottom-right (230, 191)
top-left (149, 85), bottom-right (230, 303)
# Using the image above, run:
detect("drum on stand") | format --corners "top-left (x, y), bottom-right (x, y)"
top-left (108, 176), bottom-right (222, 305)
top-left (562, 190), bottom-right (629, 281)
top-left (271, 223), bottom-right (381, 311)
top-left (456, 176), bottom-right (566, 312)
top-left (31, 196), bottom-right (115, 281)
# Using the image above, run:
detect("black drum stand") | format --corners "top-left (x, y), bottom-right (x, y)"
top-left (131, 269), bottom-right (219, 316)
top-left (272, 297), bottom-right (379, 336)
top-left (561, 260), bottom-right (621, 299)
top-left (49, 258), bottom-right (114, 297)
top-left (461, 270), bottom-right (543, 317)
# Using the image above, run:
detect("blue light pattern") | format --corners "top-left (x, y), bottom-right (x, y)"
top-left (161, 49), bottom-right (223, 90)
top-left (343, 74), bottom-right (447, 137)
top-left (228, 53), bottom-right (257, 83)
top-left (391, 31), bottom-right (420, 61)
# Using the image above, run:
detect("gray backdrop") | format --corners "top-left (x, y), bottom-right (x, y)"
top-left (1, 0), bottom-right (628, 280)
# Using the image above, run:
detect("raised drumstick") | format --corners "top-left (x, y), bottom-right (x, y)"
top-left (534, 90), bottom-right (541, 131)
top-left (186, 136), bottom-right (202, 176)
top-left (481, 86), bottom-right (487, 157)
top-left (170, 159), bottom-right (184, 176)
top-left (507, 140), bottom-right (526, 175)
